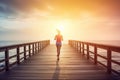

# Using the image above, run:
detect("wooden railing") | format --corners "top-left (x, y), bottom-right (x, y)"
top-left (0, 40), bottom-right (50, 72)
top-left (69, 40), bottom-right (120, 75)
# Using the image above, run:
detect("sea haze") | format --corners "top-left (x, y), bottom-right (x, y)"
top-left (88, 40), bottom-right (120, 47)
top-left (0, 40), bottom-right (35, 47)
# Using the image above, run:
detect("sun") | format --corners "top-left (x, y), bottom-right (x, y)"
top-left (56, 24), bottom-right (64, 32)
top-left (53, 20), bottom-right (70, 34)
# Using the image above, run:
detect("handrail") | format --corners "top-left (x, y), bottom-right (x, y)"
top-left (0, 40), bottom-right (50, 72)
top-left (69, 40), bottom-right (120, 75)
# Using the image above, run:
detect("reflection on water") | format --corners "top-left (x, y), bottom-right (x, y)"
top-left (52, 60), bottom-right (60, 80)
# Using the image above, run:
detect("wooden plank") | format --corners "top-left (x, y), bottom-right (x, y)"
top-left (0, 45), bottom-right (118, 80)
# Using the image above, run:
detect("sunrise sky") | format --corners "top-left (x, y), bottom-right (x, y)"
top-left (0, 0), bottom-right (120, 43)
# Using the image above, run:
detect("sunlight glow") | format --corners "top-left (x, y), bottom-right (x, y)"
top-left (56, 24), bottom-right (64, 32)
top-left (53, 20), bottom-right (70, 34)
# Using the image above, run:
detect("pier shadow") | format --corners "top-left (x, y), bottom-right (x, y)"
top-left (52, 60), bottom-right (60, 80)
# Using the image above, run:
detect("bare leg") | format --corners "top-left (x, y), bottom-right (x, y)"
top-left (56, 45), bottom-right (61, 60)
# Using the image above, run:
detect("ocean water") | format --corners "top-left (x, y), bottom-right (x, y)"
top-left (89, 40), bottom-right (120, 47)
top-left (0, 41), bottom-right (33, 47)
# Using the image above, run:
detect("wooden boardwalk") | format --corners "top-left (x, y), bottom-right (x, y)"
top-left (0, 45), bottom-right (117, 80)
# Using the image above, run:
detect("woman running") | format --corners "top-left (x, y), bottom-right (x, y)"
top-left (54, 29), bottom-right (63, 60)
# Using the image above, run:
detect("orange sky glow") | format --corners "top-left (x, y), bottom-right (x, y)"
top-left (0, 0), bottom-right (120, 43)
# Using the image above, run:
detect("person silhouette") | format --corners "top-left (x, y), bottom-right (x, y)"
top-left (54, 29), bottom-right (63, 60)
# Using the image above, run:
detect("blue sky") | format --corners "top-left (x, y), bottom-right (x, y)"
top-left (0, 0), bottom-right (120, 41)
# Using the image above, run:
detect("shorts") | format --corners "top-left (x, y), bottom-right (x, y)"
top-left (56, 42), bottom-right (62, 46)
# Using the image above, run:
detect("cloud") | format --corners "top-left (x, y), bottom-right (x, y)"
top-left (0, 0), bottom-right (45, 18)
top-left (0, 0), bottom-right (120, 19)
top-left (0, 0), bottom-right (120, 41)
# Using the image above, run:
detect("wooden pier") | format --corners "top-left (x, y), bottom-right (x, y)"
top-left (0, 40), bottom-right (119, 80)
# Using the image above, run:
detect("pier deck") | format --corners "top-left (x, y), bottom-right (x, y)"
top-left (0, 45), bottom-right (117, 80)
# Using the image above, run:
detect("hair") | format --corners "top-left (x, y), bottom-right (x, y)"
top-left (56, 29), bottom-right (61, 34)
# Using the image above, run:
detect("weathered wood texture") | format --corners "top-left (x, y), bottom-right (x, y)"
top-left (0, 45), bottom-right (118, 80)
top-left (69, 40), bottom-right (120, 75)
top-left (0, 40), bottom-right (50, 72)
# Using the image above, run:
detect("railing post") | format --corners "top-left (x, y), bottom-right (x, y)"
top-left (94, 45), bottom-right (97, 64)
top-left (73, 41), bottom-right (74, 47)
top-left (42, 41), bottom-right (44, 49)
top-left (70, 40), bottom-right (71, 45)
top-left (34, 43), bottom-right (35, 54)
top-left (24, 45), bottom-right (27, 60)
top-left (44, 41), bottom-right (45, 48)
top-left (37, 42), bottom-right (39, 53)
top-left (79, 42), bottom-right (81, 53)
top-left (72, 40), bottom-right (73, 46)
top-left (43, 41), bottom-right (44, 49)
top-left (76, 41), bottom-right (78, 51)
top-left (82, 43), bottom-right (85, 55)
top-left (5, 48), bottom-right (9, 71)
top-left (29, 44), bottom-right (31, 57)
top-left (40, 42), bottom-right (41, 51)
top-left (42, 41), bottom-right (43, 49)
top-left (17, 47), bottom-right (20, 64)
top-left (41, 42), bottom-right (42, 49)
top-left (43, 41), bottom-right (44, 48)
top-left (107, 48), bottom-right (111, 74)
top-left (75, 41), bottom-right (76, 48)
top-left (77, 41), bottom-right (79, 51)
top-left (49, 40), bottom-right (50, 45)
top-left (73, 41), bottom-right (75, 48)
top-left (77, 41), bottom-right (79, 52)
top-left (75, 41), bottom-right (77, 50)
top-left (47, 40), bottom-right (48, 45)
top-left (32, 43), bottom-right (34, 55)
top-left (87, 44), bottom-right (89, 59)
top-left (35, 43), bottom-right (38, 53)
top-left (38, 42), bottom-right (40, 52)
top-left (70, 40), bottom-right (72, 46)
top-left (45, 41), bottom-right (46, 47)
top-left (71, 41), bottom-right (73, 47)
